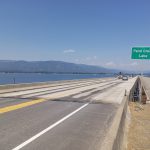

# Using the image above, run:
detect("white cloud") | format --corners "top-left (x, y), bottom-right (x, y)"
top-left (105, 61), bottom-right (116, 67)
top-left (63, 49), bottom-right (76, 53)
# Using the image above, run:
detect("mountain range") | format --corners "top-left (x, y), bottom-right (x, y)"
top-left (0, 60), bottom-right (118, 74)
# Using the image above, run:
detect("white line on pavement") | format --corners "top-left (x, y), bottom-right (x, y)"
top-left (12, 103), bottom-right (89, 150)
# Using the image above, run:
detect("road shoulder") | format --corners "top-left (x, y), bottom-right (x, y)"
top-left (127, 102), bottom-right (150, 150)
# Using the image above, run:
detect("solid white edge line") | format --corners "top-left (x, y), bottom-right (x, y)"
top-left (12, 103), bottom-right (89, 150)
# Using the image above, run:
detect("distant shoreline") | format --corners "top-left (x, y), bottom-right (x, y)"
top-left (0, 72), bottom-right (114, 75)
top-left (0, 72), bottom-right (115, 85)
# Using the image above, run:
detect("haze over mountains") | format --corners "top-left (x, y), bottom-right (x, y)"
top-left (0, 60), bottom-right (118, 74)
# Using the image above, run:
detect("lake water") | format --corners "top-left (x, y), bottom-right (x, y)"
top-left (0, 73), bottom-right (115, 85)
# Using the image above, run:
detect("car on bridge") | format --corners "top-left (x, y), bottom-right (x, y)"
top-left (122, 76), bottom-right (128, 81)
top-left (117, 75), bottom-right (123, 79)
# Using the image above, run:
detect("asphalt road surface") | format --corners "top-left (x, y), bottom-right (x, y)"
top-left (0, 77), bottom-right (137, 150)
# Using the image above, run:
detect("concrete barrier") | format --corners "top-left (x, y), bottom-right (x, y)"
top-left (100, 77), bottom-right (138, 150)
top-left (128, 76), bottom-right (140, 102)
top-left (100, 96), bottom-right (128, 150)
top-left (140, 77), bottom-right (150, 101)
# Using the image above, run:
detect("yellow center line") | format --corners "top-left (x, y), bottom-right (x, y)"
top-left (0, 99), bottom-right (47, 114)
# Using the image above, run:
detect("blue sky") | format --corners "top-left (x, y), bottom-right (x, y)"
top-left (0, 0), bottom-right (150, 71)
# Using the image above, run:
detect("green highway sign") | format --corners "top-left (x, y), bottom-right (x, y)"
top-left (131, 47), bottom-right (150, 59)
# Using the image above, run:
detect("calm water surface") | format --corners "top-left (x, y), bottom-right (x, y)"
top-left (0, 73), bottom-right (115, 85)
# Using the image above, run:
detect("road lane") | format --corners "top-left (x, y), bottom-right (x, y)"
top-left (12, 103), bottom-right (89, 150)
top-left (0, 78), bottom-right (114, 97)
top-left (92, 77), bottom-right (137, 104)
top-left (20, 81), bottom-right (116, 99)
top-left (0, 81), bottom-right (119, 113)
top-left (0, 101), bottom-right (84, 150)
top-left (0, 78), bottom-right (120, 108)
top-left (16, 103), bottom-right (117, 150)
top-left (0, 100), bottom-right (117, 150)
